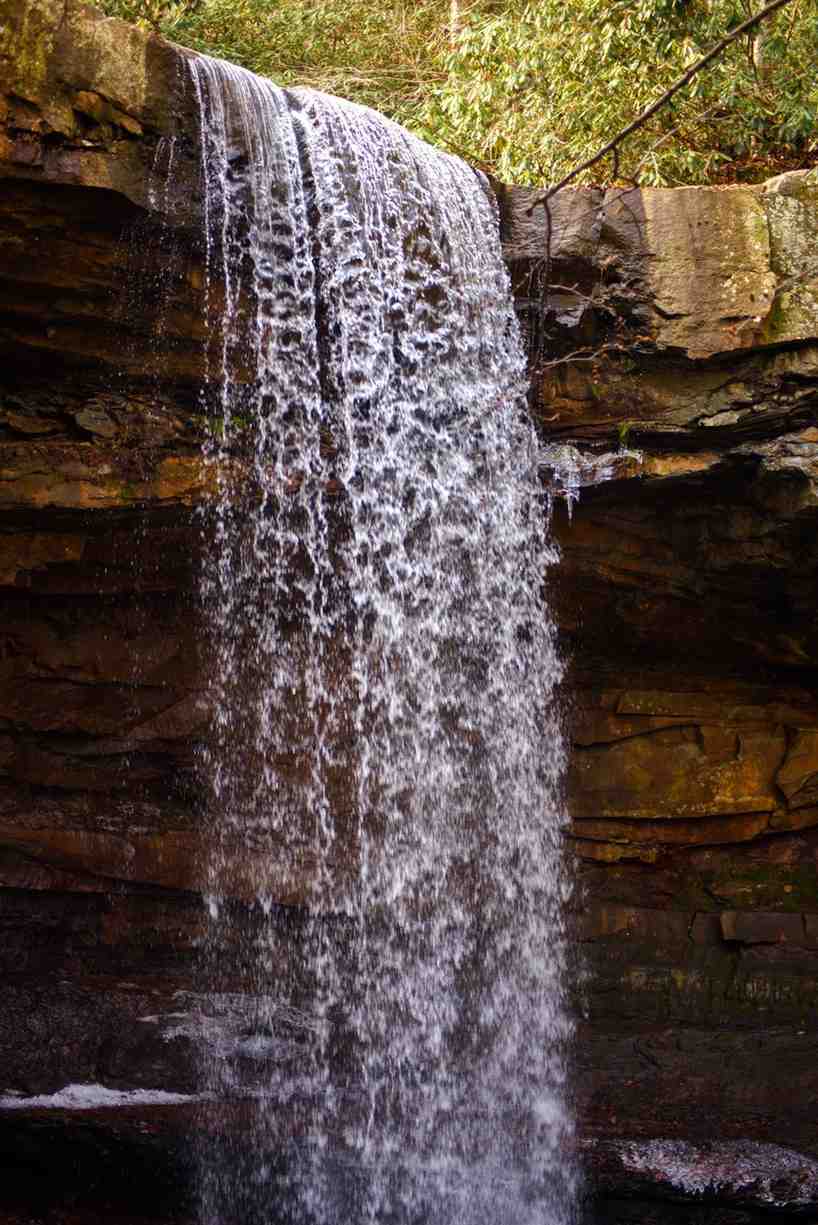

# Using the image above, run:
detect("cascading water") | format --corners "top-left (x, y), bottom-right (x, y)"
top-left (190, 52), bottom-right (575, 1225)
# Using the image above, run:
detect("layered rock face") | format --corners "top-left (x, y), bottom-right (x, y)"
top-left (1, 1), bottom-right (817, 1218)
top-left (500, 175), bottom-right (818, 1170)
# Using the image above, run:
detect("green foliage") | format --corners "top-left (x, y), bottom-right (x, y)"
top-left (96, 0), bottom-right (817, 186)
top-left (97, 0), bottom-right (447, 123)
top-left (617, 420), bottom-right (633, 447)
top-left (418, 0), bottom-right (818, 184)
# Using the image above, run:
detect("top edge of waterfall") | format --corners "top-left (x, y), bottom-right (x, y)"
top-left (185, 49), bottom-right (495, 196)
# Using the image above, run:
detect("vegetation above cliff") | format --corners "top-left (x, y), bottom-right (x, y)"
top-left (97, 0), bottom-right (816, 186)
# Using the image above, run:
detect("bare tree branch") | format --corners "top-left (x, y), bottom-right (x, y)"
top-left (525, 0), bottom-right (795, 215)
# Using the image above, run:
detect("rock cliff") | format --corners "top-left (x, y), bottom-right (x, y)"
top-left (1, 1), bottom-right (817, 1219)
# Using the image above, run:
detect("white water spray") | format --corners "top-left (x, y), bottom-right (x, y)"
top-left (190, 53), bottom-right (575, 1225)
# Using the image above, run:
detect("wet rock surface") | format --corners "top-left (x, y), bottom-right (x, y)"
top-left (585, 1138), bottom-right (818, 1212)
top-left (2, 0), bottom-right (818, 1219)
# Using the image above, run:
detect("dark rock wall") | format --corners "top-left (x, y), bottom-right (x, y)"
top-left (499, 176), bottom-right (818, 1160)
top-left (1, 0), bottom-right (817, 1208)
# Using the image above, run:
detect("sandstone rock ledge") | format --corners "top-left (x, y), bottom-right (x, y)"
top-left (1, 0), bottom-right (818, 1219)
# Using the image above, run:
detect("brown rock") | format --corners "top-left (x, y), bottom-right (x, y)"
top-left (769, 804), bottom-right (818, 833)
top-left (72, 89), bottom-right (143, 135)
top-left (641, 185), bottom-right (776, 359)
top-left (72, 406), bottom-right (118, 438)
top-left (568, 724), bottom-right (783, 821)
top-left (0, 825), bottom-right (342, 905)
top-left (0, 533), bottom-right (85, 585)
top-left (720, 911), bottom-right (806, 945)
top-left (689, 913), bottom-right (722, 945)
top-left (776, 730), bottom-right (818, 810)
top-left (3, 410), bottom-right (58, 435)
top-left (579, 904), bottom-right (691, 948)
top-left (571, 811), bottom-right (772, 848)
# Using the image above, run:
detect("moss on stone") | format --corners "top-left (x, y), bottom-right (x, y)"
top-left (0, 0), bottom-right (61, 104)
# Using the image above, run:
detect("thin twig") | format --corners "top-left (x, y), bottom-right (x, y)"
top-left (538, 342), bottom-right (636, 370)
top-left (525, 0), bottom-right (795, 215)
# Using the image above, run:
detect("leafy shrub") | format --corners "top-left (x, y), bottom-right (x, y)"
top-left (418, 0), bottom-right (818, 185)
top-left (97, 0), bottom-right (817, 185)
top-left (97, 0), bottom-right (446, 123)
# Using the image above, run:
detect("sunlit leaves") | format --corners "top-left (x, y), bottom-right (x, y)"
top-left (416, 0), bottom-right (816, 185)
top-left (97, 0), bottom-right (816, 186)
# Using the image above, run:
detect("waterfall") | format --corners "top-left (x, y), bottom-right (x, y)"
top-left (189, 52), bottom-right (575, 1225)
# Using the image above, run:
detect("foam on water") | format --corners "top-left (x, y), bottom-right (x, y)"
top-left (190, 53), bottom-right (575, 1225)
top-left (0, 1085), bottom-right (198, 1110)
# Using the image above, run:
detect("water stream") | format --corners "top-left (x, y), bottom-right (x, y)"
top-left (190, 53), bottom-right (575, 1225)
